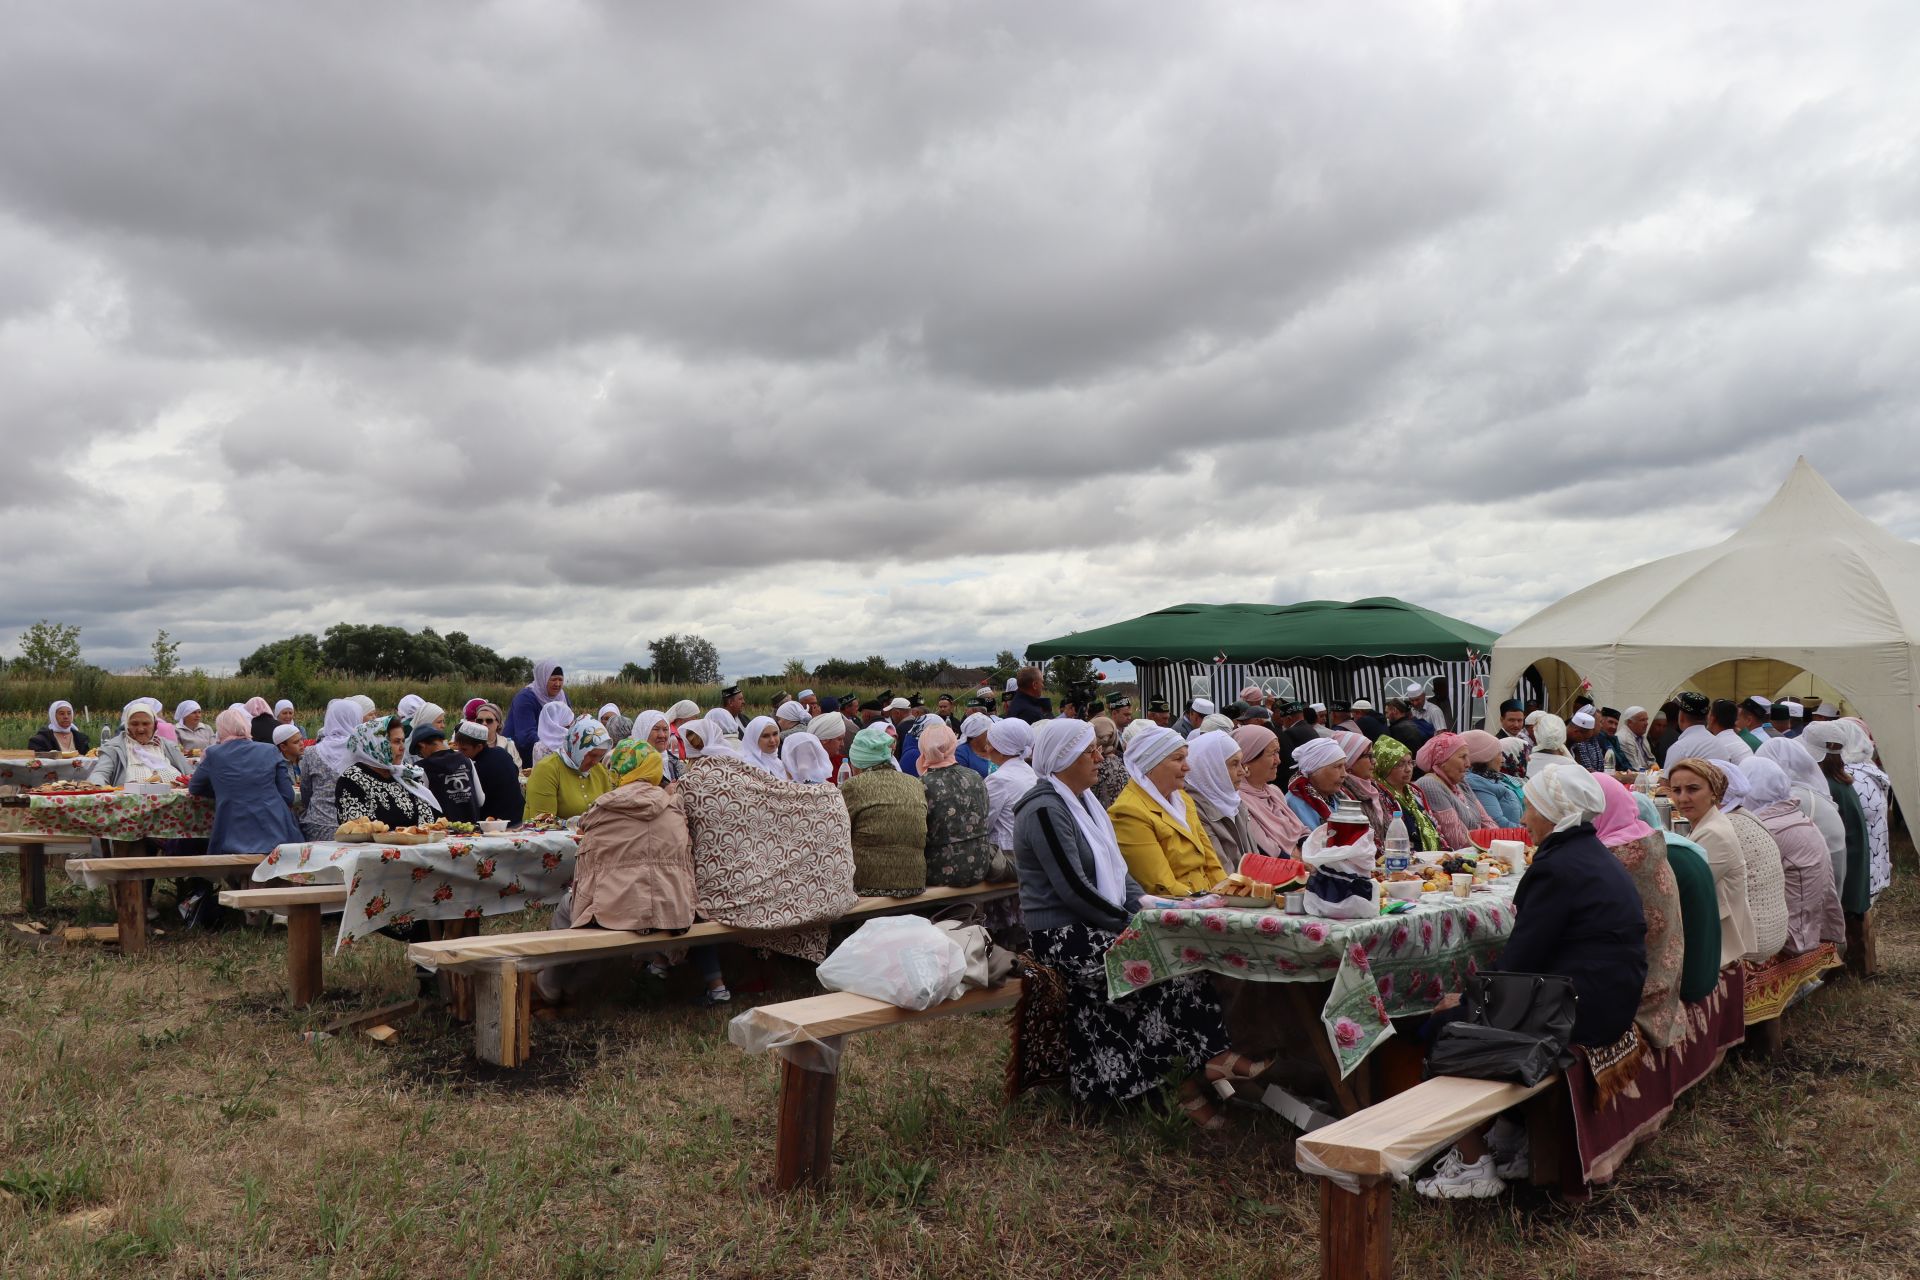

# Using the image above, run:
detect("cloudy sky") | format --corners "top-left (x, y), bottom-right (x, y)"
top-left (3, 1), bottom-right (1917, 678)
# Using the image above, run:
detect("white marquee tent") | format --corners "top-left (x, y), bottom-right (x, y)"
top-left (1487, 458), bottom-right (1920, 810)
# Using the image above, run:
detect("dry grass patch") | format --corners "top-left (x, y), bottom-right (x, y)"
top-left (2, 853), bottom-right (1917, 1278)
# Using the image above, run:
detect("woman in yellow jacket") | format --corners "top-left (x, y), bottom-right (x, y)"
top-left (1108, 726), bottom-right (1225, 897)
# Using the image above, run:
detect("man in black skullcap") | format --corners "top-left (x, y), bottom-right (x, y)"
top-left (1147, 697), bottom-right (1171, 728)
top-left (1108, 696), bottom-right (1134, 730)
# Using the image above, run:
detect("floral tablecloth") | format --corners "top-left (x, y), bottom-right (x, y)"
top-left (252, 832), bottom-right (581, 950)
top-left (0, 756), bottom-right (99, 790)
top-left (26, 791), bottom-right (214, 841)
top-left (1106, 885), bottom-right (1519, 1078)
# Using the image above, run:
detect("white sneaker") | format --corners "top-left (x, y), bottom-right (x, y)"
top-left (1415, 1149), bottom-right (1505, 1199)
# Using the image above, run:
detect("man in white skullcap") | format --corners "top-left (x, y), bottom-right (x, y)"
top-left (1406, 682), bottom-right (1448, 734)
top-left (1175, 697), bottom-right (1215, 740)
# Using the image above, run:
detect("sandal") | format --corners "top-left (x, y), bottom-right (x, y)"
top-left (1204, 1052), bottom-right (1272, 1084)
top-left (1178, 1088), bottom-right (1226, 1131)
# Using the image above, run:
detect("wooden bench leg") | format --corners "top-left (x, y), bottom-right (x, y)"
top-left (19, 843), bottom-right (47, 913)
top-left (774, 1053), bottom-right (842, 1191)
top-left (1318, 1179), bottom-right (1391, 1280)
top-left (287, 904), bottom-right (323, 1008)
top-left (1747, 1017), bottom-right (1786, 1060)
top-left (111, 881), bottom-right (147, 954)
top-left (1845, 910), bottom-right (1877, 978)
top-left (472, 966), bottom-right (530, 1068)
top-left (431, 919), bottom-right (480, 1021)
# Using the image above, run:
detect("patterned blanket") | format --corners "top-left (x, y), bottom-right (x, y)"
top-left (678, 756), bottom-right (856, 960)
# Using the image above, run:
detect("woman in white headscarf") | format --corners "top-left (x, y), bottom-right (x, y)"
top-left (88, 701), bottom-right (192, 786)
top-left (779, 732), bottom-right (835, 785)
top-left (1743, 757), bottom-right (1845, 955)
top-left (406, 702), bottom-right (447, 756)
top-left (532, 702), bottom-right (576, 764)
top-left (597, 702), bottom-right (633, 741)
top-left (1109, 725), bottom-right (1224, 898)
top-left (347, 694), bottom-right (378, 721)
top-left (1416, 763), bottom-right (1648, 1199)
top-left (1713, 760), bottom-right (1789, 959)
top-left (738, 715), bottom-right (788, 780)
top-left (1184, 730), bottom-right (1252, 874)
top-left (680, 718), bottom-right (742, 762)
top-left (634, 710), bottom-right (684, 783)
top-left (300, 698), bottom-right (371, 841)
top-left (978, 718), bottom-right (1036, 854)
top-left (1010, 717), bottom-right (1236, 1127)
top-left (1757, 735), bottom-right (1846, 892)
top-left (27, 700), bottom-right (91, 755)
top-left (169, 701), bottom-right (215, 755)
top-left (1526, 713), bottom-right (1577, 776)
top-left (1835, 718), bottom-right (1892, 900)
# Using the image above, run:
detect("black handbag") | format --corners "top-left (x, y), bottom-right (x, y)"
top-left (1427, 971), bottom-right (1577, 1086)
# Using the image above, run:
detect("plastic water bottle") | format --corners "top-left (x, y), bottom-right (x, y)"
top-left (1604, 748), bottom-right (1616, 772)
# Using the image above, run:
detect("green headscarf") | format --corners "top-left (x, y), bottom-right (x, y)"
top-left (1368, 734), bottom-right (1439, 851)
top-left (607, 738), bottom-right (664, 787)
top-left (849, 726), bottom-right (896, 770)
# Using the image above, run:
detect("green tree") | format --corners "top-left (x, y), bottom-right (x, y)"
top-left (13, 620), bottom-right (83, 675)
top-left (994, 649), bottom-right (1018, 672)
top-left (647, 634), bottom-right (721, 684)
top-left (782, 658), bottom-right (810, 685)
top-left (238, 634), bottom-right (322, 679)
top-left (617, 661), bottom-right (650, 683)
top-left (149, 629), bottom-right (181, 677)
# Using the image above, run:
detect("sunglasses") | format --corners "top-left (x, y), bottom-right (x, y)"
top-left (477, 717), bottom-right (498, 726)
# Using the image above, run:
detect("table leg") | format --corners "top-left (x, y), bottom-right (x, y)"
top-left (19, 842), bottom-right (46, 912)
top-left (1282, 983), bottom-right (1372, 1116)
top-left (430, 918), bottom-right (480, 1020)
top-left (287, 904), bottom-right (323, 1008)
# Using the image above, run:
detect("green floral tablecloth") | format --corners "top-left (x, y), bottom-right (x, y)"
top-left (26, 791), bottom-right (214, 841)
top-left (253, 832), bottom-right (581, 950)
top-left (1105, 886), bottom-right (1518, 1078)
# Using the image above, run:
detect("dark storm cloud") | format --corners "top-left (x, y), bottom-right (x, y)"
top-left (1, 0), bottom-right (1916, 676)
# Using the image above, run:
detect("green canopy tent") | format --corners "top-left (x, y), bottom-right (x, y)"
top-left (1026, 597), bottom-right (1519, 722)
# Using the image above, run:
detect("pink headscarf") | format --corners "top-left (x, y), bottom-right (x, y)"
top-left (1333, 730), bottom-right (1371, 766)
top-left (1458, 729), bottom-right (1503, 766)
top-left (215, 708), bottom-right (253, 743)
top-left (244, 696), bottom-right (272, 718)
top-left (1232, 726), bottom-right (1311, 856)
top-left (463, 698), bottom-right (488, 722)
top-left (1414, 730), bottom-right (1463, 775)
top-left (1592, 774), bottom-right (1653, 847)
top-left (916, 722), bottom-right (958, 775)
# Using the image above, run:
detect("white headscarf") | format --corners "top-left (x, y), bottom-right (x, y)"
top-left (985, 718), bottom-right (1033, 762)
top-left (410, 702), bottom-right (445, 733)
top-left (1717, 759), bottom-right (1751, 811)
top-left (1758, 735), bottom-right (1825, 793)
top-left (706, 707), bottom-right (744, 738)
top-left (780, 732), bottom-right (834, 785)
top-left (1123, 725), bottom-right (1191, 829)
top-left (396, 694), bottom-right (425, 723)
top-left (1120, 718), bottom-right (1157, 750)
top-left (1521, 765), bottom-right (1606, 833)
top-left (1031, 719), bottom-right (1129, 908)
top-left (1291, 737), bottom-right (1345, 777)
top-left (739, 715), bottom-right (788, 779)
top-left (312, 698), bottom-right (365, 773)
top-left (807, 711), bottom-right (849, 743)
top-left (347, 694), bottom-right (377, 719)
top-left (1184, 730), bottom-right (1243, 818)
top-left (1531, 713), bottom-right (1569, 754)
top-left (634, 709), bottom-right (668, 747)
top-left (1741, 757), bottom-right (1794, 809)
top-left (118, 700), bottom-right (173, 774)
top-left (172, 699), bottom-right (201, 725)
top-left (960, 712), bottom-right (992, 742)
top-left (775, 701), bottom-right (811, 726)
top-left (1835, 718), bottom-right (1877, 766)
top-left (1198, 713), bottom-right (1237, 735)
top-left (273, 699), bottom-right (294, 716)
top-left (667, 699), bottom-right (701, 722)
top-left (534, 702), bottom-right (575, 760)
top-left (45, 700), bottom-right (74, 736)
top-left (680, 719), bottom-right (740, 760)
top-left (598, 703), bottom-right (621, 724)
top-left (527, 659), bottom-right (566, 707)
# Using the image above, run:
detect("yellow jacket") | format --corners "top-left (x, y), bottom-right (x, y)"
top-left (1109, 780), bottom-right (1225, 898)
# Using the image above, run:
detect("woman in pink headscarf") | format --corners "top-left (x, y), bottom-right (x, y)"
top-left (1334, 731), bottom-right (1393, 846)
top-left (917, 721), bottom-right (998, 886)
top-left (1592, 774), bottom-right (1686, 1049)
top-left (1231, 726), bottom-right (1309, 857)
top-left (1412, 732), bottom-right (1492, 849)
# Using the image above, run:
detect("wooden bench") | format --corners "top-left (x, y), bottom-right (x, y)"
top-left (217, 885), bottom-right (350, 1007)
top-left (406, 883), bottom-right (1016, 1066)
top-left (734, 982), bottom-right (1024, 1190)
top-left (0, 833), bottom-right (93, 913)
top-left (1296, 1073), bottom-right (1567, 1280)
top-left (63, 855), bottom-right (263, 953)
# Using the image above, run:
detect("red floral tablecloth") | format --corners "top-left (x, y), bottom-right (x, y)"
top-left (26, 791), bottom-right (214, 841)
top-left (1105, 884), bottom-right (1519, 1077)
top-left (253, 832), bottom-right (580, 950)
top-left (0, 756), bottom-right (99, 790)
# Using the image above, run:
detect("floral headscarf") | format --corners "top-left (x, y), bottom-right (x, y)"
top-left (606, 738), bottom-right (664, 787)
top-left (347, 715), bottom-right (441, 811)
top-left (1368, 733), bottom-right (1440, 850)
top-left (561, 717), bottom-right (611, 772)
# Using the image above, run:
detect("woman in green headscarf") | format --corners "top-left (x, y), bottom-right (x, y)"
top-left (1370, 733), bottom-right (1442, 852)
top-left (840, 725), bottom-right (928, 897)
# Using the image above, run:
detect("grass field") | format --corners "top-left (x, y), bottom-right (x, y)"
top-left (2, 856), bottom-right (1917, 1278)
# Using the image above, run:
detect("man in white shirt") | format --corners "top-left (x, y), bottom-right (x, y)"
top-left (1664, 692), bottom-right (1754, 767)
top-left (1174, 698), bottom-right (1214, 739)
top-left (1407, 683), bottom-right (1449, 734)
top-left (1616, 706), bottom-right (1657, 770)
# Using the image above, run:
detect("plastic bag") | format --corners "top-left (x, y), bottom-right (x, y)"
top-left (816, 916), bottom-right (968, 1010)
top-left (1300, 825), bottom-right (1378, 919)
